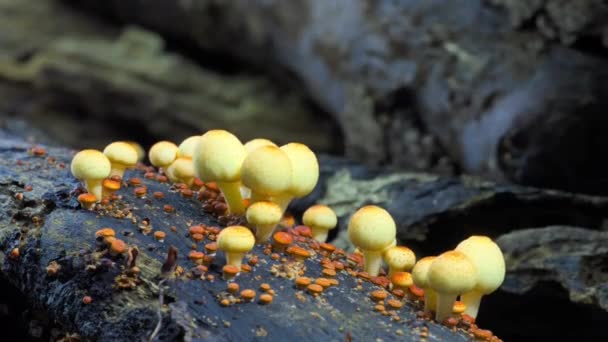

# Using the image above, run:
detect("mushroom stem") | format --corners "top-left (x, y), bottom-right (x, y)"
top-left (254, 224), bottom-right (277, 244)
top-left (85, 179), bottom-right (104, 200)
top-left (435, 293), bottom-right (457, 322)
top-left (424, 288), bottom-right (437, 315)
top-left (460, 290), bottom-right (483, 318)
top-left (363, 250), bottom-right (384, 276)
top-left (217, 181), bottom-right (245, 215)
top-left (225, 252), bottom-right (245, 269)
top-left (311, 226), bottom-right (329, 243)
top-left (110, 164), bottom-right (128, 179)
top-left (274, 193), bottom-right (293, 214)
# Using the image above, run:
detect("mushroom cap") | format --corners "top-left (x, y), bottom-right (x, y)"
top-left (244, 138), bottom-right (277, 154)
top-left (177, 136), bottom-right (202, 159)
top-left (193, 130), bottom-right (246, 183)
top-left (217, 226), bottom-right (255, 253)
top-left (347, 205), bottom-right (396, 252)
top-left (384, 246), bottom-right (416, 271)
top-left (272, 231), bottom-right (293, 246)
top-left (428, 250), bottom-right (477, 295)
top-left (102, 179), bottom-right (121, 191)
top-left (280, 143), bottom-right (319, 197)
top-left (71, 149), bottom-right (111, 181)
top-left (78, 193), bottom-right (97, 204)
top-left (103, 142), bottom-right (138, 167)
top-left (303, 204), bottom-right (337, 230)
top-left (246, 201), bottom-right (282, 225)
top-left (110, 239), bottom-right (127, 254)
top-left (455, 235), bottom-right (505, 294)
top-left (149, 141), bottom-right (179, 168)
top-left (168, 157), bottom-right (195, 180)
top-left (411, 256), bottom-right (437, 288)
top-left (241, 145), bottom-right (292, 196)
top-left (391, 271), bottom-right (413, 288)
top-left (123, 141), bottom-right (145, 162)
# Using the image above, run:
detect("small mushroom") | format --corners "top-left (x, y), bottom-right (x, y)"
top-left (428, 250), bottom-right (477, 322)
top-left (166, 157), bottom-right (195, 186)
top-left (149, 141), bottom-right (179, 171)
top-left (71, 149), bottom-right (111, 201)
top-left (123, 141), bottom-right (146, 163)
top-left (177, 136), bottom-right (202, 159)
top-left (77, 193), bottom-right (97, 210)
top-left (455, 235), bottom-right (505, 319)
top-left (101, 179), bottom-right (121, 199)
top-left (217, 226), bottom-right (255, 269)
top-left (241, 138), bottom-right (278, 198)
top-left (302, 204), bottom-right (337, 243)
top-left (383, 246), bottom-right (416, 277)
top-left (193, 130), bottom-right (247, 214)
top-left (411, 256), bottom-right (437, 315)
top-left (347, 205), bottom-right (396, 276)
top-left (246, 201), bottom-right (282, 243)
top-left (103, 142), bottom-right (138, 179)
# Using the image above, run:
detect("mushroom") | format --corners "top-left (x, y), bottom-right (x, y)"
top-left (102, 179), bottom-right (121, 199)
top-left (455, 235), bottom-right (505, 319)
top-left (241, 138), bottom-right (278, 198)
top-left (241, 145), bottom-right (292, 204)
top-left (177, 136), bottom-right (202, 158)
top-left (274, 143), bottom-right (319, 213)
top-left (193, 130), bottom-right (247, 214)
top-left (302, 204), bottom-right (337, 242)
top-left (246, 201), bottom-right (282, 243)
top-left (217, 226), bottom-right (255, 269)
top-left (428, 250), bottom-right (477, 322)
top-left (70, 149), bottom-right (111, 201)
top-left (166, 157), bottom-right (195, 186)
top-left (148, 141), bottom-right (179, 171)
top-left (103, 142), bottom-right (138, 179)
top-left (390, 271), bottom-right (413, 292)
top-left (347, 205), bottom-right (397, 276)
top-left (411, 256), bottom-right (437, 315)
top-left (77, 193), bottom-right (97, 210)
top-left (383, 246), bottom-right (416, 277)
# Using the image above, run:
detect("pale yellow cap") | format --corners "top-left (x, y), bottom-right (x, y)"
top-left (347, 205), bottom-right (396, 252)
top-left (428, 250), bottom-right (477, 295)
top-left (280, 143), bottom-right (319, 197)
top-left (455, 235), bottom-right (505, 294)
top-left (103, 142), bottom-right (138, 167)
top-left (177, 136), bottom-right (202, 158)
top-left (411, 256), bottom-right (437, 288)
top-left (167, 157), bottom-right (195, 183)
top-left (244, 138), bottom-right (277, 154)
top-left (384, 246), bottom-right (416, 272)
top-left (241, 145), bottom-right (292, 197)
top-left (193, 130), bottom-right (246, 183)
top-left (246, 201), bottom-right (282, 226)
top-left (71, 149), bottom-right (111, 180)
top-left (149, 141), bottom-right (178, 168)
top-left (217, 226), bottom-right (255, 253)
top-left (303, 205), bottom-right (337, 231)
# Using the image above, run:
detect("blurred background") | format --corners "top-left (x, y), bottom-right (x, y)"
top-left (1, 0), bottom-right (608, 340)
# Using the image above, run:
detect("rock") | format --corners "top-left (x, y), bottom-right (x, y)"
top-left (0, 133), bottom-right (476, 341)
top-left (67, 0), bottom-right (608, 194)
top-left (0, 0), bottom-right (337, 153)
top-left (497, 226), bottom-right (608, 310)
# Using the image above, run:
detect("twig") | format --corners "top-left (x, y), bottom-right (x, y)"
top-left (149, 278), bottom-right (167, 342)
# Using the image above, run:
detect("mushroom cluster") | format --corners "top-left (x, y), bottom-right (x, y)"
top-left (67, 129), bottom-right (503, 338)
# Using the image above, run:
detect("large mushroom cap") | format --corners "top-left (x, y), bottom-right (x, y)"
top-left (71, 149), bottom-right (111, 180)
top-left (193, 130), bottom-right (246, 183)
top-left (303, 204), bottom-right (337, 230)
top-left (244, 138), bottom-right (277, 154)
top-left (149, 141), bottom-right (179, 168)
top-left (241, 145), bottom-right (292, 196)
top-left (177, 136), bottom-right (202, 159)
top-left (280, 143), bottom-right (319, 197)
top-left (428, 251), bottom-right (477, 295)
top-left (123, 141), bottom-right (145, 162)
top-left (246, 201), bottom-right (282, 226)
top-left (217, 226), bottom-right (255, 253)
top-left (455, 235), bottom-right (505, 294)
top-left (103, 142), bottom-right (138, 166)
top-left (411, 256), bottom-right (437, 288)
top-left (347, 205), bottom-right (396, 252)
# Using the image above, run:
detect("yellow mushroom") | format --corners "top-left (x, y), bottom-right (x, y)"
top-left (241, 145), bottom-right (292, 204)
top-left (177, 136), bottom-right (202, 159)
top-left (123, 141), bottom-right (145, 163)
top-left (241, 138), bottom-right (278, 198)
top-left (166, 157), bottom-right (195, 185)
top-left (217, 226), bottom-right (255, 269)
top-left (246, 201), bottom-right (282, 243)
top-left (148, 141), bottom-right (179, 170)
top-left (411, 256), bottom-right (437, 315)
top-left (103, 142), bottom-right (138, 179)
top-left (383, 246), bottom-right (416, 277)
top-left (274, 143), bottom-right (319, 213)
top-left (455, 235), bottom-right (505, 319)
top-left (193, 130), bottom-right (247, 214)
top-left (70, 149), bottom-right (111, 200)
top-left (302, 204), bottom-right (337, 242)
top-left (347, 205), bottom-right (396, 276)
top-left (428, 251), bottom-right (477, 322)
